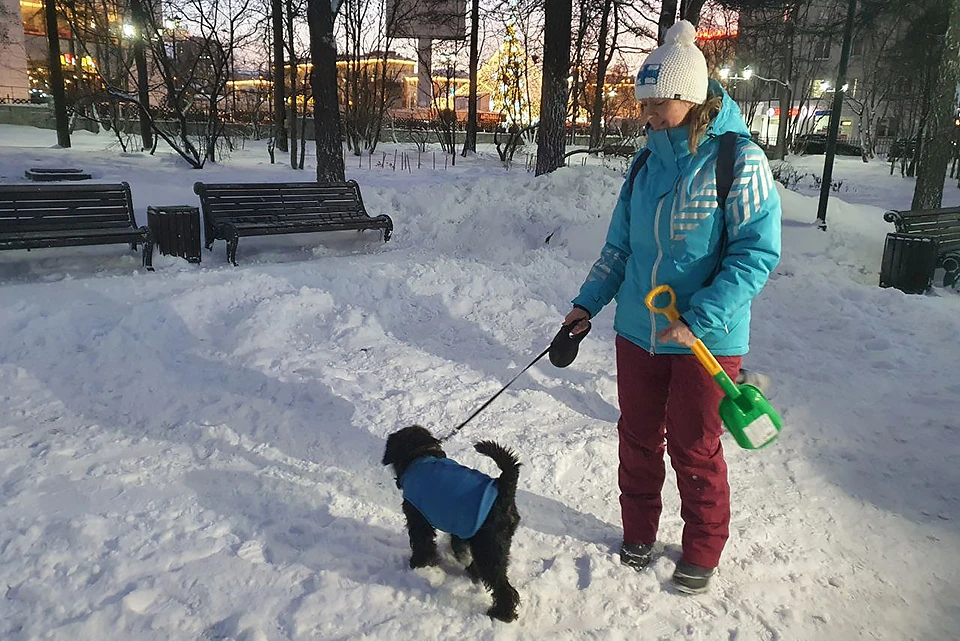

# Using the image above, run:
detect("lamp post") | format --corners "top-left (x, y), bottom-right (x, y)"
top-left (815, 0), bottom-right (858, 231)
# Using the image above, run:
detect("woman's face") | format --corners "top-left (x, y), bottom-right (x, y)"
top-left (640, 98), bottom-right (696, 130)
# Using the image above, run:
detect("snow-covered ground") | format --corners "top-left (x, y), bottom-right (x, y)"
top-left (0, 124), bottom-right (958, 641)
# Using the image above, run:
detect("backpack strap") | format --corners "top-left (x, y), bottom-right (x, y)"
top-left (707, 131), bottom-right (744, 286)
top-left (626, 148), bottom-right (651, 198)
top-left (715, 131), bottom-right (739, 210)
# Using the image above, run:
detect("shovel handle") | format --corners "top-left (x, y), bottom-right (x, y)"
top-left (644, 285), bottom-right (726, 379)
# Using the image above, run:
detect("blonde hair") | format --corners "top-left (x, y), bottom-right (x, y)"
top-left (686, 94), bottom-right (723, 154)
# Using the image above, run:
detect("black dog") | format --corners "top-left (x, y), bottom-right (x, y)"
top-left (382, 425), bottom-right (521, 622)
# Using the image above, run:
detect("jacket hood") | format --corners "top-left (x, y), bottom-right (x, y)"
top-left (705, 79), bottom-right (751, 139)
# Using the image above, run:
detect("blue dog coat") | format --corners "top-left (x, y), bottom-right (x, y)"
top-left (401, 456), bottom-right (499, 539)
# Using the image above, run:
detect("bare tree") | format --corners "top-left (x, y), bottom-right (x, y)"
top-left (340, 0), bottom-right (409, 156)
top-left (45, 0), bottom-right (70, 147)
top-left (536, 0), bottom-right (572, 176)
top-left (658, 0), bottom-right (708, 44)
top-left (589, 0), bottom-right (616, 148)
top-left (124, 0), bottom-right (152, 149)
top-left (568, 0), bottom-right (593, 143)
top-left (272, 0), bottom-right (288, 153)
top-left (462, 0), bottom-right (480, 154)
top-left (287, 0), bottom-right (305, 168)
top-left (57, 0), bottom-right (259, 167)
top-left (911, 0), bottom-right (958, 210)
top-left (308, 0), bottom-right (346, 182)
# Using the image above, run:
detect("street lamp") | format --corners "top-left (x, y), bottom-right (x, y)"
top-left (721, 65), bottom-right (790, 90)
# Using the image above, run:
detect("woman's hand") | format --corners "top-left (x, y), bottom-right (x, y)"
top-left (657, 319), bottom-right (698, 348)
top-left (563, 307), bottom-right (591, 335)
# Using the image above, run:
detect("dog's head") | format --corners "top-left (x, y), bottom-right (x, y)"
top-left (382, 425), bottom-right (446, 480)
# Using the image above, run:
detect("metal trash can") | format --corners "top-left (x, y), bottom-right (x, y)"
top-left (147, 205), bottom-right (202, 264)
top-left (879, 233), bottom-right (938, 294)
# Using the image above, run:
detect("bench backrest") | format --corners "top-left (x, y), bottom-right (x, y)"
top-left (884, 207), bottom-right (960, 250)
top-left (194, 181), bottom-right (368, 225)
top-left (0, 182), bottom-right (137, 233)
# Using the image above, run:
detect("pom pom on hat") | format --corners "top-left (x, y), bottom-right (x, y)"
top-left (635, 20), bottom-right (708, 105)
top-left (665, 20), bottom-right (697, 46)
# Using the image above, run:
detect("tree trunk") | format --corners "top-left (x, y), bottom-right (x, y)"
top-left (287, 0), bottom-right (298, 168)
top-left (44, 0), bottom-right (70, 148)
top-left (568, 0), bottom-right (590, 144)
top-left (657, 0), bottom-right (678, 45)
top-left (679, 0), bottom-right (706, 27)
top-left (129, 0), bottom-right (153, 151)
top-left (308, 0), bottom-right (345, 183)
top-left (911, 0), bottom-right (960, 210)
top-left (536, 0), bottom-right (573, 176)
top-left (774, 8), bottom-right (795, 161)
top-left (272, 0), bottom-right (288, 153)
top-left (462, 0), bottom-right (480, 155)
top-left (589, 0), bottom-right (613, 149)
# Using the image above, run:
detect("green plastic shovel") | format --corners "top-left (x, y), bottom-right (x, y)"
top-left (645, 285), bottom-right (783, 450)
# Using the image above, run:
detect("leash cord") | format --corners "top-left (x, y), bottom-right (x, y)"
top-left (439, 346), bottom-right (551, 441)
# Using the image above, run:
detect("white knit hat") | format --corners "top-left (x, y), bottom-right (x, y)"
top-left (634, 21), bottom-right (708, 105)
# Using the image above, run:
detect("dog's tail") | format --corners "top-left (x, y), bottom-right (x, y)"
top-left (475, 441), bottom-right (521, 499)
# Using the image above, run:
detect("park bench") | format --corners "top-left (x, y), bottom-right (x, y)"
top-left (0, 182), bottom-right (153, 270)
top-left (883, 206), bottom-right (960, 289)
top-left (193, 180), bottom-right (393, 265)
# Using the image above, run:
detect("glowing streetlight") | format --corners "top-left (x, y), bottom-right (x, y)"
top-left (122, 23), bottom-right (136, 38)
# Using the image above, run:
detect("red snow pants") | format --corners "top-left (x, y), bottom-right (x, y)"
top-left (615, 334), bottom-right (742, 569)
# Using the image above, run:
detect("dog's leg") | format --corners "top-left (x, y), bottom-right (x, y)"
top-left (403, 500), bottom-right (439, 568)
top-left (470, 529), bottom-right (520, 622)
top-left (452, 536), bottom-right (480, 584)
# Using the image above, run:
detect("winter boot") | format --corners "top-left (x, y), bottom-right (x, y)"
top-left (619, 542), bottom-right (655, 572)
top-left (672, 559), bottom-right (716, 594)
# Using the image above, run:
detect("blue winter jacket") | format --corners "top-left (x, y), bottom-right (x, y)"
top-left (573, 84), bottom-right (781, 355)
top-left (401, 456), bottom-right (499, 539)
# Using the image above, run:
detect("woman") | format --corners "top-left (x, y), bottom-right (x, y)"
top-left (564, 21), bottom-right (781, 594)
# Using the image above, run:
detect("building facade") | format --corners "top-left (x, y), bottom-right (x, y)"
top-left (0, 0), bottom-right (30, 99)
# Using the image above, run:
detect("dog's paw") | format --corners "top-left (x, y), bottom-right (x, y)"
top-left (487, 587), bottom-right (520, 622)
top-left (409, 553), bottom-right (440, 569)
top-left (486, 604), bottom-right (518, 623)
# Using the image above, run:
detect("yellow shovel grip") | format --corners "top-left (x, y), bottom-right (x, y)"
top-left (644, 285), bottom-right (725, 377)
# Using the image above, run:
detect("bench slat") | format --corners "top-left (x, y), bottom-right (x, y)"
top-left (202, 205), bottom-right (364, 216)
top-left (0, 198), bottom-right (129, 210)
top-left (0, 209), bottom-right (133, 221)
top-left (898, 218), bottom-right (960, 228)
top-left (202, 195), bottom-right (360, 202)
top-left (0, 226), bottom-right (146, 241)
top-left (202, 209), bottom-right (369, 220)
top-left (233, 220), bottom-right (385, 237)
top-left (0, 220), bottom-right (136, 232)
